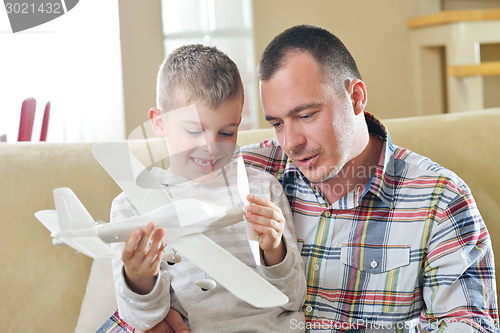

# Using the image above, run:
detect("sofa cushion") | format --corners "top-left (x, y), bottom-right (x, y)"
top-left (74, 259), bottom-right (117, 333)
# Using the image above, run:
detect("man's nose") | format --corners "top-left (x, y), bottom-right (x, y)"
top-left (281, 121), bottom-right (306, 152)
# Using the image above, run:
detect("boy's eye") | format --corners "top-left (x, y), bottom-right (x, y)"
top-left (219, 132), bottom-right (234, 138)
top-left (186, 129), bottom-right (203, 136)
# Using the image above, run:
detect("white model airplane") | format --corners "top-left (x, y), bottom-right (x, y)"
top-left (35, 142), bottom-right (288, 308)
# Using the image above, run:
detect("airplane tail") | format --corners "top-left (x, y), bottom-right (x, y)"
top-left (35, 188), bottom-right (119, 259)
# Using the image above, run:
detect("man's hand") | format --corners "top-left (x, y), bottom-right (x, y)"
top-left (245, 194), bottom-right (286, 266)
top-left (135, 309), bottom-right (190, 333)
top-left (122, 222), bottom-right (165, 295)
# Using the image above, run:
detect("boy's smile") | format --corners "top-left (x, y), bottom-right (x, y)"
top-left (191, 157), bottom-right (218, 168)
top-left (150, 97), bottom-right (242, 183)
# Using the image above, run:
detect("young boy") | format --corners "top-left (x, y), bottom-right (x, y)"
top-left (102, 44), bottom-right (306, 332)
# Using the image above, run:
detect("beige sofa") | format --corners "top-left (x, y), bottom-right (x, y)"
top-left (1, 109), bottom-right (499, 333)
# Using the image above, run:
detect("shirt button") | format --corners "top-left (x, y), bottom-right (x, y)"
top-left (306, 305), bottom-right (313, 313)
top-left (313, 263), bottom-right (320, 271)
top-left (370, 260), bottom-right (378, 268)
top-left (324, 210), bottom-right (331, 217)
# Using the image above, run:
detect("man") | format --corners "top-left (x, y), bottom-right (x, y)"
top-left (149, 25), bottom-right (498, 332)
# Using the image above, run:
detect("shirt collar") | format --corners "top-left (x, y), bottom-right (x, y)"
top-left (284, 154), bottom-right (299, 175)
top-left (360, 112), bottom-right (395, 208)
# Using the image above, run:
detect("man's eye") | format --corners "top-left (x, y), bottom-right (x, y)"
top-left (219, 132), bottom-right (234, 138)
top-left (271, 122), bottom-right (282, 129)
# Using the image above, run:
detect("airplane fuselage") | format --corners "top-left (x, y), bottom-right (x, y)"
top-left (51, 199), bottom-right (244, 244)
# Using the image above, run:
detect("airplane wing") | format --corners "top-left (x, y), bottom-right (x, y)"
top-left (53, 187), bottom-right (95, 230)
top-left (236, 156), bottom-right (250, 207)
top-left (35, 210), bottom-right (59, 232)
top-left (59, 236), bottom-right (119, 259)
top-left (167, 233), bottom-right (289, 308)
top-left (91, 142), bottom-right (172, 215)
top-left (91, 143), bottom-right (287, 305)
top-left (35, 188), bottom-right (120, 259)
top-left (237, 156), bottom-right (260, 265)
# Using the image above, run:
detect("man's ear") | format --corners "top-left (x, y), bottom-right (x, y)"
top-left (149, 108), bottom-right (166, 138)
top-left (347, 79), bottom-right (367, 116)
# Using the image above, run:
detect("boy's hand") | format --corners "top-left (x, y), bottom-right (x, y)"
top-left (122, 222), bottom-right (165, 295)
top-left (245, 194), bottom-right (286, 266)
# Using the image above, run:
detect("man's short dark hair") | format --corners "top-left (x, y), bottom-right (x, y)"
top-left (258, 25), bottom-right (361, 92)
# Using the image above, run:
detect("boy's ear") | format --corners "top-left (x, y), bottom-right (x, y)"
top-left (149, 108), bottom-right (165, 138)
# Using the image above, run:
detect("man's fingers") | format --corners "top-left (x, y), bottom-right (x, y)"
top-left (144, 318), bottom-right (173, 333)
top-left (165, 309), bottom-right (190, 333)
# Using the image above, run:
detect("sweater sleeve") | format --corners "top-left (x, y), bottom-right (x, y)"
top-left (256, 180), bottom-right (307, 312)
top-left (110, 193), bottom-right (172, 331)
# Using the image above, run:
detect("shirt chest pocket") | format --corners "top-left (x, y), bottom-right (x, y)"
top-left (340, 243), bottom-right (410, 274)
top-left (340, 244), bottom-right (412, 316)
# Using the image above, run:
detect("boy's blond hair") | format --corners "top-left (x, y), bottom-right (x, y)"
top-left (156, 44), bottom-right (244, 112)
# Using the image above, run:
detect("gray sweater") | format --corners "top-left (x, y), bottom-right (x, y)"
top-left (111, 160), bottom-right (307, 332)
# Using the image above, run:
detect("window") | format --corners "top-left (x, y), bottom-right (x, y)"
top-left (0, 0), bottom-right (125, 142)
top-left (161, 0), bottom-right (258, 130)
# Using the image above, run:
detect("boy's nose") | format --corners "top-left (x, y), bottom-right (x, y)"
top-left (202, 133), bottom-right (219, 154)
top-left (206, 141), bottom-right (221, 156)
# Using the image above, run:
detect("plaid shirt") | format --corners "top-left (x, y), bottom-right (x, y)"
top-left (97, 310), bottom-right (134, 333)
top-left (240, 113), bottom-right (498, 332)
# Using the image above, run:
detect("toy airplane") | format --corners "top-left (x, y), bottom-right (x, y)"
top-left (35, 142), bottom-right (288, 308)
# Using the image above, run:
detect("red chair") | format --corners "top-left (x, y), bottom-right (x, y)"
top-left (18, 97), bottom-right (36, 141)
top-left (17, 97), bottom-right (50, 142)
top-left (40, 101), bottom-right (50, 141)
